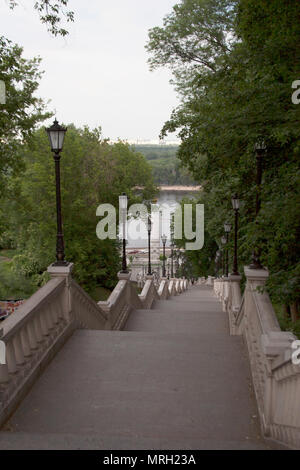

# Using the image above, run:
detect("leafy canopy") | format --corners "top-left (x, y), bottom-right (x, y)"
top-left (8, 0), bottom-right (74, 36)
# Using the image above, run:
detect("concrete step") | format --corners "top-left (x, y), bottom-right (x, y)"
top-left (0, 285), bottom-right (272, 450)
top-left (0, 431), bottom-right (270, 450)
top-left (124, 309), bottom-right (231, 334)
top-left (2, 330), bottom-right (265, 448)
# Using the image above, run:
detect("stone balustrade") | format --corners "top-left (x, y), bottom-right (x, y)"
top-left (213, 267), bottom-right (300, 449)
top-left (0, 264), bottom-right (188, 427)
top-left (0, 269), bottom-right (74, 427)
top-left (157, 278), bottom-right (170, 299)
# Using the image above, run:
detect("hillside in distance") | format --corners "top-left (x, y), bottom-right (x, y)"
top-left (133, 144), bottom-right (196, 186)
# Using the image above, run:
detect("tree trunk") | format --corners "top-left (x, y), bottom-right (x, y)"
top-left (291, 302), bottom-right (299, 323)
top-left (284, 304), bottom-right (291, 320)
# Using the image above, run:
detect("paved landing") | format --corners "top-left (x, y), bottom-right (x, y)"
top-left (0, 285), bottom-right (270, 449)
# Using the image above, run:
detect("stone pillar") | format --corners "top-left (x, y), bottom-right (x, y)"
top-left (117, 271), bottom-right (131, 281)
top-left (47, 263), bottom-right (74, 321)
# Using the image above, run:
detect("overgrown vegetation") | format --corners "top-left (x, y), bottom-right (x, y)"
top-left (134, 145), bottom-right (196, 185)
top-left (147, 0), bottom-right (300, 320)
top-left (0, 126), bottom-right (156, 299)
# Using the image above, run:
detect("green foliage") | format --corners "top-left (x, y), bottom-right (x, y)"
top-left (0, 125), bottom-right (156, 297)
top-left (134, 145), bottom-right (195, 185)
top-left (0, 37), bottom-right (51, 198)
top-left (274, 304), bottom-right (300, 340)
top-left (174, 196), bottom-right (218, 278)
top-left (8, 0), bottom-right (74, 36)
top-left (147, 0), bottom-right (300, 307)
top-left (0, 259), bottom-right (47, 299)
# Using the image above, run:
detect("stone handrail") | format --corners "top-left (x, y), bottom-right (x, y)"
top-left (98, 273), bottom-right (143, 330)
top-left (70, 279), bottom-right (107, 329)
top-left (157, 279), bottom-right (170, 299)
top-left (168, 279), bottom-right (177, 296)
top-left (0, 273), bottom-right (74, 427)
top-left (139, 276), bottom-right (159, 309)
top-left (214, 267), bottom-right (300, 449)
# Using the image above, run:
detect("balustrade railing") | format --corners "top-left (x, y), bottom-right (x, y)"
top-left (213, 268), bottom-right (300, 449)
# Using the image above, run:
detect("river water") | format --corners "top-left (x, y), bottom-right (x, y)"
top-left (127, 187), bottom-right (199, 249)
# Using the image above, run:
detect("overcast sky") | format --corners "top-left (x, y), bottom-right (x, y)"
top-left (0, 0), bottom-right (180, 143)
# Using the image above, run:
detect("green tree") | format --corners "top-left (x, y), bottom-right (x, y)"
top-left (146, 0), bottom-right (300, 313)
top-left (0, 37), bottom-right (51, 198)
top-left (7, 0), bottom-right (74, 36)
top-left (1, 125), bottom-right (156, 297)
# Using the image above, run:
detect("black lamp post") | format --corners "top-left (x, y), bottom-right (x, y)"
top-left (161, 234), bottom-right (167, 277)
top-left (221, 236), bottom-right (226, 277)
top-left (170, 240), bottom-right (174, 278)
top-left (147, 215), bottom-right (152, 275)
top-left (45, 119), bottom-right (68, 266)
top-left (176, 253), bottom-right (180, 278)
top-left (231, 193), bottom-right (240, 275)
top-left (249, 140), bottom-right (266, 269)
top-left (119, 193), bottom-right (128, 273)
top-left (224, 222), bottom-right (232, 277)
top-left (214, 252), bottom-right (219, 277)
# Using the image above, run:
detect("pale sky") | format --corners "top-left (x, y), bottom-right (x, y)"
top-left (0, 0), bottom-right (180, 142)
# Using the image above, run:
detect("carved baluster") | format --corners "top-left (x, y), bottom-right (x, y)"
top-left (38, 312), bottom-right (49, 337)
top-left (45, 304), bottom-right (55, 331)
top-left (49, 302), bottom-right (59, 326)
top-left (20, 327), bottom-right (32, 357)
top-left (0, 336), bottom-right (9, 383)
top-left (0, 363), bottom-right (9, 383)
top-left (13, 333), bottom-right (25, 365)
top-left (27, 321), bottom-right (38, 350)
top-left (6, 340), bottom-right (17, 374)
top-left (34, 314), bottom-right (44, 343)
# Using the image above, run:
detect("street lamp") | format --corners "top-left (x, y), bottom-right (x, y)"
top-left (161, 234), bottom-right (167, 277)
top-left (249, 139), bottom-right (266, 269)
top-left (224, 222), bottom-right (232, 277)
top-left (231, 193), bottom-right (240, 275)
top-left (170, 240), bottom-right (174, 278)
top-left (221, 236), bottom-right (226, 277)
top-left (119, 193), bottom-right (128, 273)
top-left (45, 119), bottom-right (68, 266)
top-left (147, 215), bottom-right (152, 275)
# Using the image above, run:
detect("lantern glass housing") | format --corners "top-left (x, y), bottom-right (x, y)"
top-left (221, 235), bottom-right (227, 244)
top-left (46, 119), bottom-right (67, 152)
top-left (224, 222), bottom-right (232, 233)
top-left (119, 193), bottom-right (127, 226)
top-left (232, 193), bottom-right (240, 210)
top-left (254, 140), bottom-right (266, 154)
top-left (161, 234), bottom-right (167, 244)
top-left (119, 193), bottom-right (128, 211)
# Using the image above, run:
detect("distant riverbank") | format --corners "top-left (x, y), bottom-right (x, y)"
top-left (159, 185), bottom-right (201, 192)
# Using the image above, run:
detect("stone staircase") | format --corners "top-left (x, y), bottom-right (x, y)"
top-left (0, 285), bottom-right (271, 449)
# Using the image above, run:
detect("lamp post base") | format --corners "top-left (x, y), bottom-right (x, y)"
top-left (52, 260), bottom-right (70, 267)
top-left (249, 251), bottom-right (265, 270)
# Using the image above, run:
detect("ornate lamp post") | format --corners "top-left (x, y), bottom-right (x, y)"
top-left (170, 240), bottom-right (174, 278)
top-left (249, 140), bottom-right (266, 269)
top-left (119, 193), bottom-right (128, 273)
top-left (214, 252), bottom-right (219, 277)
top-left (147, 215), bottom-right (152, 275)
top-left (231, 193), bottom-right (240, 275)
top-left (45, 119), bottom-right (68, 266)
top-left (224, 222), bottom-right (232, 277)
top-left (221, 236), bottom-right (226, 277)
top-left (161, 234), bottom-right (167, 277)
